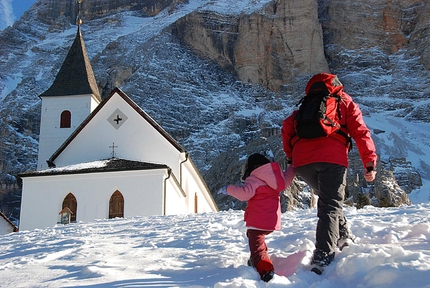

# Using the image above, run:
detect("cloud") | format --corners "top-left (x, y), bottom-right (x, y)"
top-left (0, 0), bottom-right (15, 30)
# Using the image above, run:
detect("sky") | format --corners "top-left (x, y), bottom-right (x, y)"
top-left (0, 204), bottom-right (429, 287)
top-left (0, 0), bottom-right (35, 30)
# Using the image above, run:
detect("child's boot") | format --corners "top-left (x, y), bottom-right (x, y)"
top-left (256, 259), bottom-right (275, 282)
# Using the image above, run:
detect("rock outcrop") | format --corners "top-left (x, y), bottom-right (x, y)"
top-left (173, 0), bottom-right (329, 91)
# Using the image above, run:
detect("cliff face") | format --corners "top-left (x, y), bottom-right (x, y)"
top-left (173, 0), bottom-right (329, 91)
top-left (33, 0), bottom-right (186, 25)
top-left (319, 0), bottom-right (428, 55)
top-left (320, 0), bottom-right (430, 111)
top-left (172, 0), bottom-right (430, 98)
top-left (22, 0), bottom-right (429, 98)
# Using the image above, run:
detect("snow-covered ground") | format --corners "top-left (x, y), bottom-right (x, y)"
top-left (1, 204), bottom-right (429, 287)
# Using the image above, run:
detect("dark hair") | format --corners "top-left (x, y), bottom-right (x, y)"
top-left (241, 153), bottom-right (270, 181)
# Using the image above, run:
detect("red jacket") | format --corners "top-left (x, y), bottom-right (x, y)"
top-left (282, 91), bottom-right (377, 169)
top-left (226, 162), bottom-right (285, 231)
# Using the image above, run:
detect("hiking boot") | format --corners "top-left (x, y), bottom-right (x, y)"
top-left (310, 249), bottom-right (335, 275)
top-left (261, 270), bottom-right (275, 282)
top-left (312, 249), bottom-right (335, 266)
top-left (247, 257), bottom-right (253, 267)
top-left (338, 226), bottom-right (355, 251)
top-left (311, 264), bottom-right (324, 275)
top-left (337, 237), bottom-right (354, 251)
top-left (256, 259), bottom-right (275, 282)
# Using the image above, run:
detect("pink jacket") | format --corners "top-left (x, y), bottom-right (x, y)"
top-left (226, 162), bottom-right (294, 231)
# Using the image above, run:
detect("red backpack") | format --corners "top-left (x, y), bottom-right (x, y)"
top-left (291, 73), bottom-right (351, 148)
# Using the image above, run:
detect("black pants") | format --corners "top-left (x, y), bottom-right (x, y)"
top-left (295, 162), bottom-right (348, 254)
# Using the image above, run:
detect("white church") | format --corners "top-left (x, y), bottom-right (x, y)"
top-left (18, 24), bottom-right (218, 231)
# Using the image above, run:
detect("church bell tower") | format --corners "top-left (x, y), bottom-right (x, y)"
top-left (37, 0), bottom-right (101, 170)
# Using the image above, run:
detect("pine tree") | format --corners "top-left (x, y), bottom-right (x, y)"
top-left (378, 197), bottom-right (394, 208)
top-left (356, 192), bottom-right (370, 209)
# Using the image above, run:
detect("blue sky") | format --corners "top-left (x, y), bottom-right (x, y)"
top-left (0, 0), bottom-right (35, 30)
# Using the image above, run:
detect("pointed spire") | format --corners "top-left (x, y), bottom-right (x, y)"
top-left (40, 1), bottom-right (101, 102)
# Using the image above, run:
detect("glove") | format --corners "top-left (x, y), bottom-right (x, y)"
top-left (217, 186), bottom-right (228, 195)
top-left (364, 167), bottom-right (376, 182)
top-left (283, 165), bottom-right (296, 188)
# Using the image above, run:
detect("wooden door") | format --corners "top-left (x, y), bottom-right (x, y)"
top-left (62, 193), bottom-right (77, 222)
top-left (109, 190), bottom-right (124, 219)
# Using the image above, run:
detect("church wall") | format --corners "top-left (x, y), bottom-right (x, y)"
top-left (19, 169), bottom-right (168, 231)
top-left (53, 94), bottom-right (183, 177)
top-left (38, 94), bottom-right (99, 170)
top-left (165, 177), bottom-right (188, 215)
top-left (120, 170), bottom-right (166, 218)
top-left (182, 160), bottom-right (218, 213)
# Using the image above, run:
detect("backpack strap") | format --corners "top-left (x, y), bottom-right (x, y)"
top-left (332, 125), bottom-right (353, 151)
top-left (289, 132), bottom-right (300, 149)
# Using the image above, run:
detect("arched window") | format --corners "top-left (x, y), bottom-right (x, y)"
top-left (109, 190), bottom-right (124, 219)
top-left (60, 110), bottom-right (71, 128)
top-left (62, 193), bottom-right (77, 222)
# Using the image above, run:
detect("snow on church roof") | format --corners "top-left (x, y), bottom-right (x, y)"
top-left (19, 158), bottom-right (168, 177)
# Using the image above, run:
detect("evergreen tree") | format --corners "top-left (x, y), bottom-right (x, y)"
top-left (356, 192), bottom-right (370, 209)
top-left (379, 196), bottom-right (394, 208)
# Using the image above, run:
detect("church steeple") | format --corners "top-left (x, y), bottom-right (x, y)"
top-left (40, 25), bottom-right (101, 101)
top-left (40, 0), bottom-right (100, 101)
top-left (37, 0), bottom-right (102, 170)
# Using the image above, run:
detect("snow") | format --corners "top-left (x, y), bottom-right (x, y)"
top-left (1, 204), bottom-right (429, 287)
top-left (363, 111), bottom-right (430, 203)
top-left (39, 160), bottom-right (108, 173)
top-left (198, 0), bottom-right (272, 15)
top-left (1, 74), bottom-right (22, 101)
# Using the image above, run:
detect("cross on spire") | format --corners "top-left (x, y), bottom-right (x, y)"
top-left (77, 0), bottom-right (83, 26)
top-left (109, 142), bottom-right (118, 158)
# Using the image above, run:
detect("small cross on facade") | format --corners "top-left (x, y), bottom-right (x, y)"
top-left (113, 115), bottom-right (122, 125)
top-left (109, 142), bottom-right (118, 158)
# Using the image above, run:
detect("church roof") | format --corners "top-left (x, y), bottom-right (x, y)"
top-left (40, 26), bottom-right (101, 102)
top-left (19, 158), bottom-right (169, 177)
top-left (0, 210), bottom-right (18, 232)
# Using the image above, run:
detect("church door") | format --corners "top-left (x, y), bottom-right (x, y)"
top-left (62, 193), bottom-right (77, 222)
top-left (109, 190), bottom-right (124, 219)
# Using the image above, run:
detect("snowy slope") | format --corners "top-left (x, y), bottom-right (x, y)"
top-left (365, 111), bottom-right (430, 203)
top-left (0, 204), bottom-right (429, 287)
top-left (0, 0), bottom-right (429, 224)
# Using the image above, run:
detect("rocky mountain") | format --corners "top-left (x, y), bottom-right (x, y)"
top-left (1, 0), bottom-right (429, 221)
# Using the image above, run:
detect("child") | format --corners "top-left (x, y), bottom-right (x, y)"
top-left (219, 153), bottom-right (295, 282)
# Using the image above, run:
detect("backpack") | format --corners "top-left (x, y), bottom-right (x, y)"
top-left (291, 73), bottom-right (351, 148)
